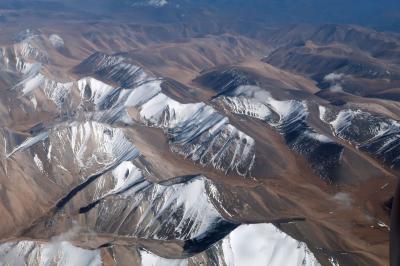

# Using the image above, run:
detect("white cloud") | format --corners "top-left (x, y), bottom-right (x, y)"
top-left (324, 73), bottom-right (345, 82)
top-left (49, 34), bottom-right (64, 48)
top-left (333, 192), bottom-right (352, 208)
top-left (329, 83), bottom-right (343, 92)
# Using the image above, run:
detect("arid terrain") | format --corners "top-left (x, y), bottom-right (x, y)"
top-left (0, 1), bottom-right (399, 266)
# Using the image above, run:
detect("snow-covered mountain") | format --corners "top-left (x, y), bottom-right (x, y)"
top-left (0, 2), bottom-right (398, 265)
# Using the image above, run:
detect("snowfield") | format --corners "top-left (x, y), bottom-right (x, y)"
top-left (139, 223), bottom-right (321, 266)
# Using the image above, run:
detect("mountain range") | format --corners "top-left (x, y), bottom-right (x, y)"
top-left (0, 1), bottom-right (399, 266)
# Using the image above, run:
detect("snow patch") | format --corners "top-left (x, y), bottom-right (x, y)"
top-left (65, 121), bottom-right (140, 169)
top-left (304, 131), bottom-right (334, 143)
top-left (222, 85), bottom-right (308, 125)
top-left (33, 154), bottom-right (44, 173)
top-left (21, 73), bottom-right (45, 95)
top-left (329, 257), bottom-right (340, 266)
top-left (140, 250), bottom-right (187, 266)
top-left (377, 221), bottom-right (390, 230)
top-left (319, 106), bottom-right (327, 121)
top-left (147, 177), bottom-right (223, 240)
top-left (0, 240), bottom-right (101, 266)
top-left (330, 110), bottom-right (362, 135)
top-left (108, 161), bottom-right (144, 195)
top-left (222, 96), bottom-right (272, 120)
top-left (223, 224), bottom-right (320, 266)
top-left (30, 96), bottom-right (37, 109)
top-left (124, 80), bottom-right (162, 107)
top-left (78, 77), bottom-right (115, 107)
